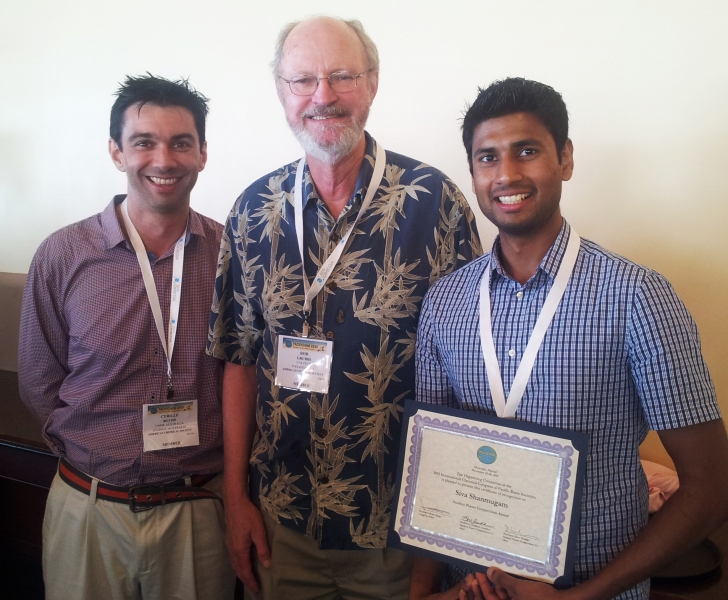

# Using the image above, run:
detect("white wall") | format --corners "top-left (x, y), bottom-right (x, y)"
top-left (1, 0), bottom-right (726, 450)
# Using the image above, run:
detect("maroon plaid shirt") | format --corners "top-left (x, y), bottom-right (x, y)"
top-left (19, 196), bottom-right (224, 486)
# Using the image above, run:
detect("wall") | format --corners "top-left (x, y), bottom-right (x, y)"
top-left (1, 0), bottom-right (726, 464)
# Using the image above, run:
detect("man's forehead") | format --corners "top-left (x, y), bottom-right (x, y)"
top-left (280, 18), bottom-right (367, 73)
top-left (121, 103), bottom-right (198, 138)
top-left (474, 112), bottom-right (552, 144)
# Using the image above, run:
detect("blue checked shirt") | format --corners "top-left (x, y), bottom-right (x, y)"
top-left (416, 221), bottom-right (719, 599)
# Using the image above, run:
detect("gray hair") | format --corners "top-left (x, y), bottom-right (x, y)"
top-left (271, 17), bottom-right (380, 76)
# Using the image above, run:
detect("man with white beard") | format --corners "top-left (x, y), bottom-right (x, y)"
top-left (207, 16), bottom-right (481, 600)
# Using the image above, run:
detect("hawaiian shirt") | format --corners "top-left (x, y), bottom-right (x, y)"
top-left (208, 133), bottom-right (481, 549)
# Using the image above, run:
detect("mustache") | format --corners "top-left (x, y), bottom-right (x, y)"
top-left (303, 106), bottom-right (351, 119)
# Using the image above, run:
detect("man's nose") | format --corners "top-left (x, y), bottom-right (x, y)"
top-left (152, 145), bottom-right (176, 170)
top-left (496, 156), bottom-right (522, 184)
top-left (311, 76), bottom-right (338, 104)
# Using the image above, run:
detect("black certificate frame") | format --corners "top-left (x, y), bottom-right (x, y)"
top-left (388, 400), bottom-right (588, 589)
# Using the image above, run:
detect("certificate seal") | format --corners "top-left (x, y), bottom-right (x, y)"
top-left (477, 445), bottom-right (497, 464)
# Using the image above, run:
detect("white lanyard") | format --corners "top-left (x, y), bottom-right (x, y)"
top-left (293, 141), bottom-right (386, 337)
top-left (479, 230), bottom-right (581, 418)
top-left (121, 199), bottom-right (185, 398)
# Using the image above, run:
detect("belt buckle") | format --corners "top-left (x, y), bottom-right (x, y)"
top-left (128, 484), bottom-right (164, 513)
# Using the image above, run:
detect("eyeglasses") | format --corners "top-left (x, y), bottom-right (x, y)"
top-left (277, 70), bottom-right (373, 96)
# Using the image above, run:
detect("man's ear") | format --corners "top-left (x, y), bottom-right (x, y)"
top-left (275, 79), bottom-right (287, 106)
top-left (561, 139), bottom-right (574, 182)
top-left (368, 70), bottom-right (379, 103)
top-left (199, 140), bottom-right (208, 172)
top-left (109, 138), bottom-right (126, 172)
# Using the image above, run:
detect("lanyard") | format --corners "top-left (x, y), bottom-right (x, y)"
top-left (120, 199), bottom-right (185, 398)
top-left (479, 230), bottom-right (581, 418)
top-left (293, 141), bottom-right (386, 337)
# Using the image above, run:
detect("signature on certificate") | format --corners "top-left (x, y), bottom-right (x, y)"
top-left (504, 525), bottom-right (540, 541)
top-left (460, 516), bottom-right (489, 527)
top-left (418, 497), bottom-right (451, 516)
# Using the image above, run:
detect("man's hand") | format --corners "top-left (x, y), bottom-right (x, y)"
top-left (412, 574), bottom-right (483, 600)
top-left (225, 494), bottom-right (271, 592)
top-left (221, 362), bottom-right (267, 591)
top-left (409, 556), bottom-right (486, 600)
top-left (469, 570), bottom-right (569, 600)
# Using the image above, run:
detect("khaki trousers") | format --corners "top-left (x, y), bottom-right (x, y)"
top-left (43, 470), bottom-right (236, 600)
top-left (245, 511), bottom-right (413, 600)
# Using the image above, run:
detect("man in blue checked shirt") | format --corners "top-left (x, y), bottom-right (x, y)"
top-left (410, 78), bottom-right (728, 600)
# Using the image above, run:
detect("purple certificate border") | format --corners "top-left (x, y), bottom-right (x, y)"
top-left (397, 414), bottom-right (575, 579)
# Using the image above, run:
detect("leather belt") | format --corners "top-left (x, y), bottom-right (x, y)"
top-left (59, 458), bottom-right (220, 513)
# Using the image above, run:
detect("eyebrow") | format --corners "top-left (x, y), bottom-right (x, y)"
top-left (127, 132), bottom-right (197, 143)
top-left (474, 138), bottom-right (544, 155)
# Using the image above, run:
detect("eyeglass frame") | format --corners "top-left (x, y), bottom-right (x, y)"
top-left (277, 69), bottom-right (375, 96)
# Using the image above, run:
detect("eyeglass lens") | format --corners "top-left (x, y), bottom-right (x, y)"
top-left (289, 72), bottom-right (361, 96)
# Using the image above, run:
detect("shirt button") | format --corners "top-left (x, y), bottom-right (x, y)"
top-left (317, 429), bottom-right (328, 439)
top-left (151, 394), bottom-right (156, 400)
top-left (153, 349), bottom-right (159, 355)
top-left (336, 309), bottom-right (345, 324)
top-left (327, 281), bottom-right (338, 291)
top-left (516, 291), bottom-right (524, 299)
top-left (326, 331), bottom-right (335, 340)
top-left (331, 233), bottom-right (340, 244)
top-left (319, 476), bottom-right (329, 484)
top-left (508, 349), bottom-right (516, 358)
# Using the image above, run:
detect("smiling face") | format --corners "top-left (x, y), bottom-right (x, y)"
top-left (109, 103), bottom-right (207, 215)
top-left (471, 112), bottom-right (573, 239)
top-left (276, 17), bottom-right (377, 164)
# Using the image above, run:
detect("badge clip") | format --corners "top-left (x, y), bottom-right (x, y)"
top-left (302, 311), bottom-right (311, 338)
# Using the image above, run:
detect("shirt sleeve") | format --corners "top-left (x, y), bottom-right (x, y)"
top-left (628, 269), bottom-right (720, 429)
top-left (207, 195), bottom-right (265, 366)
top-left (415, 287), bottom-right (457, 407)
top-left (18, 244), bottom-right (69, 425)
top-left (446, 178), bottom-right (482, 269)
top-left (425, 177), bottom-right (482, 286)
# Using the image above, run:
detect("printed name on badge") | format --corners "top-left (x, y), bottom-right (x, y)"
top-left (275, 335), bottom-right (334, 394)
top-left (142, 400), bottom-right (200, 452)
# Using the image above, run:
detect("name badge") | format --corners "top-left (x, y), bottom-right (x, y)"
top-left (142, 400), bottom-right (200, 452)
top-left (275, 335), bottom-right (334, 394)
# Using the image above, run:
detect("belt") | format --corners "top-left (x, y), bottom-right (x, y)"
top-left (59, 458), bottom-right (220, 513)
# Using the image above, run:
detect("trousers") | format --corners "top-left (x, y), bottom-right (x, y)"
top-left (43, 469), bottom-right (236, 600)
top-left (244, 510), bottom-right (413, 600)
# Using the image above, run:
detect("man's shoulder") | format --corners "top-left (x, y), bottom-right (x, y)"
top-left (427, 253), bottom-right (490, 301)
top-left (233, 160), bottom-right (300, 211)
top-left (384, 148), bottom-right (456, 186)
top-left (571, 236), bottom-right (687, 316)
top-left (189, 208), bottom-right (224, 245)
top-left (577, 237), bottom-right (665, 286)
top-left (34, 211), bottom-right (106, 262)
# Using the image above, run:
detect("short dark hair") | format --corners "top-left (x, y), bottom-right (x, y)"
top-left (110, 74), bottom-right (209, 149)
top-left (462, 77), bottom-right (569, 172)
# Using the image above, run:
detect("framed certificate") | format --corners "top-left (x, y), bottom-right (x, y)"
top-left (388, 400), bottom-right (587, 587)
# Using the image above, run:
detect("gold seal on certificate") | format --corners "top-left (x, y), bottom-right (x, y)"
top-left (388, 401), bottom-right (587, 586)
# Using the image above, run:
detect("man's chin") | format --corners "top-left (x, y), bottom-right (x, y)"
top-left (292, 125), bottom-right (364, 166)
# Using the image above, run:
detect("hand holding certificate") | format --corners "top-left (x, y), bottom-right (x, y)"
top-left (389, 401), bottom-right (587, 586)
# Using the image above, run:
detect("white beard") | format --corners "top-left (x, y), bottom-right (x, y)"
top-left (289, 106), bottom-right (370, 165)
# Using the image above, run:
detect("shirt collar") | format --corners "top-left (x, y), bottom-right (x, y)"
top-left (490, 219), bottom-right (571, 283)
top-left (302, 131), bottom-right (375, 209)
top-left (101, 195), bottom-right (127, 250)
top-left (102, 194), bottom-right (203, 253)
